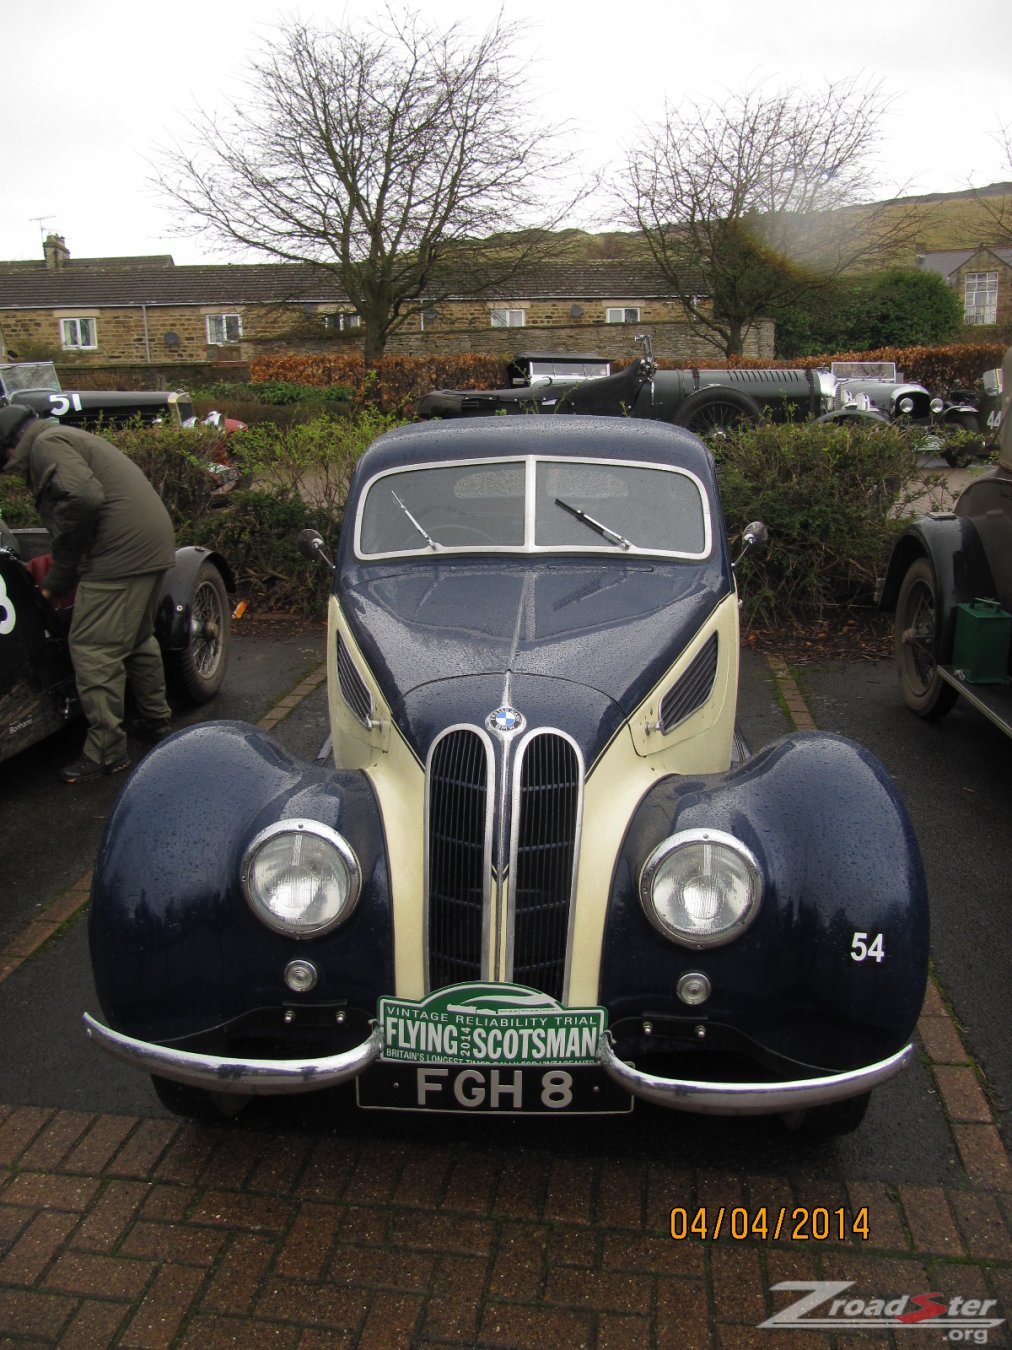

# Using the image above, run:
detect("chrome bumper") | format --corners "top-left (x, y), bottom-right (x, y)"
top-left (82, 1013), bottom-right (382, 1095)
top-left (597, 1036), bottom-right (913, 1115)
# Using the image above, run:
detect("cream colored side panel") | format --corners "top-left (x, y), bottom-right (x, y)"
top-left (327, 597), bottom-right (426, 998)
top-left (567, 594), bottom-right (739, 1005)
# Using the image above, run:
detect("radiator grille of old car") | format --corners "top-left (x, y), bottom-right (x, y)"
top-left (336, 635), bottom-right (374, 727)
top-left (427, 729), bottom-right (490, 989)
top-left (510, 733), bottom-right (581, 1000)
top-left (659, 634), bottom-right (718, 732)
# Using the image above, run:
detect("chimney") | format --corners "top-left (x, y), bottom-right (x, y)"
top-left (43, 233), bottom-right (70, 270)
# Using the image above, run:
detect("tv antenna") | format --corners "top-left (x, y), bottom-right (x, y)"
top-left (29, 215), bottom-right (57, 243)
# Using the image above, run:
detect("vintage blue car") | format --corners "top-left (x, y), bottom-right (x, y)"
top-left (84, 416), bottom-right (927, 1133)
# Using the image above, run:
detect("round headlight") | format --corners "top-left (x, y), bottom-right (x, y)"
top-left (242, 820), bottom-right (361, 937)
top-left (640, 829), bottom-right (761, 948)
top-left (898, 396), bottom-right (914, 414)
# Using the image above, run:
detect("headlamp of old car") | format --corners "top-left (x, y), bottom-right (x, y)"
top-left (241, 820), bottom-right (360, 937)
top-left (639, 829), bottom-right (761, 948)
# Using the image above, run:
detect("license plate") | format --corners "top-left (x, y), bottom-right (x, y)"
top-left (356, 1063), bottom-right (633, 1114)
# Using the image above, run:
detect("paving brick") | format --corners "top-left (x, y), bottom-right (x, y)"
top-left (152, 1125), bottom-right (222, 1185)
top-left (331, 1205), bottom-right (390, 1248)
top-left (121, 1219), bottom-right (227, 1266)
top-left (110, 1120), bottom-right (180, 1179)
top-left (71, 1179), bottom-right (150, 1252)
top-left (442, 1151), bottom-right (501, 1216)
top-left (494, 1153), bottom-right (549, 1221)
top-left (275, 1203), bottom-right (342, 1281)
top-left (358, 1290), bottom-right (423, 1350)
top-left (898, 1185), bottom-right (965, 1256)
top-left (932, 1065), bottom-right (995, 1124)
top-left (330, 1242), bottom-right (435, 1293)
top-left (181, 1314), bottom-right (304, 1347)
top-left (0, 1107), bottom-right (50, 1166)
top-left (0, 1202), bottom-right (30, 1245)
top-left (1, 1171), bottom-right (100, 1213)
top-left (292, 1138), bottom-right (354, 1202)
top-left (140, 1183), bottom-right (197, 1223)
top-left (952, 1123), bottom-right (1012, 1189)
top-left (655, 1278), bottom-right (712, 1349)
top-left (0, 1210), bottom-right (79, 1285)
top-left (246, 1136), bottom-right (315, 1196)
top-left (188, 1132), bottom-right (266, 1191)
top-left (59, 1297), bottom-right (131, 1348)
top-left (189, 1190), bottom-right (294, 1232)
top-left (603, 1229), bottom-right (703, 1277)
top-left (646, 1165), bottom-right (695, 1231)
top-left (43, 1249), bottom-right (155, 1300)
top-left (390, 1146), bottom-right (452, 1208)
top-left (595, 1160), bottom-right (645, 1229)
top-left (488, 1224), bottom-right (546, 1301)
top-left (542, 1265), bottom-right (653, 1313)
top-left (477, 1303), bottom-right (594, 1347)
top-left (119, 1261), bottom-right (206, 1349)
top-left (63, 1114), bottom-right (137, 1173)
top-left (844, 1182), bottom-right (908, 1251)
top-left (696, 1168), bottom-right (747, 1212)
top-left (948, 1190), bottom-right (1012, 1260)
top-left (392, 1212), bottom-right (494, 1257)
top-left (17, 1111), bottom-right (93, 1171)
top-left (254, 1278), bottom-right (368, 1331)
top-left (917, 1016), bottom-right (969, 1065)
top-left (920, 981), bottom-right (946, 1017)
top-left (708, 1244), bottom-right (766, 1325)
top-left (544, 1227), bottom-right (599, 1270)
top-left (421, 1253), bottom-right (486, 1340)
top-left (0, 1288), bottom-right (75, 1341)
top-left (543, 1157), bottom-right (594, 1225)
top-left (598, 1311), bottom-right (652, 1348)
top-left (200, 1232), bottom-right (276, 1316)
top-left (343, 1138), bottom-right (405, 1205)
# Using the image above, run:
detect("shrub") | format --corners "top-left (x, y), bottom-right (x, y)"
top-left (717, 420), bottom-right (923, 627)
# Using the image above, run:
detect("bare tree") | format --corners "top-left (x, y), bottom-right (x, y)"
top-left (155, 11), bottom-right (578, 362)
top-left (969, 122), bottom-right (1012, 244)
top-left (617, 81), bottom-right (920, 357)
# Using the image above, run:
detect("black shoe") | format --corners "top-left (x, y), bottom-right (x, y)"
top-left (128, 717), bottom-right (172, 743)
top-left (60, 754), bottom-right (130, 784)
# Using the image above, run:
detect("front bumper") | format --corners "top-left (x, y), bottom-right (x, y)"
top-left (83, 1013), bottom-right (912, 1114)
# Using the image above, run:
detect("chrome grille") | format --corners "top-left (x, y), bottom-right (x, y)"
top-left (659, 634), bottom-right (718, 732)
top-left (337, 635), bottom-right (374, 727)
top-left (510, 733), bottom-right (581, 1000)
top-left (427, 729), bottom-right (491, 989)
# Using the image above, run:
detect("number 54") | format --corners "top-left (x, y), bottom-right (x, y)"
top-left (851, 931), bottom-right (885, 963)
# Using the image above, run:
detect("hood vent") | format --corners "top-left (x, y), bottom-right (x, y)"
top-left (337, 635), bottom-right (374, 727)
top-left (659, 633), bottom-right (718, 732)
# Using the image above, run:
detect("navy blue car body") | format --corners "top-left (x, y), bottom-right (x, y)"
top-left (85, 417), bottom-right (928, 1129)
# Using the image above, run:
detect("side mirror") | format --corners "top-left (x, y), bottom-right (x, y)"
top-left (297, 528), bottom-right (334, 572)
top-left (733, 520), bottom-right (768, 570)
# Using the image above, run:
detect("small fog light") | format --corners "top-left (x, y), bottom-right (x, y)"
top-left (284, 959), bottom-right (319, 993)
top-left (676, 972), bottom-right (711, 1006)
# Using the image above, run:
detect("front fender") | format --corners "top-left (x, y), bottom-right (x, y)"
top-left (155, 546), bottom-right (235, 651)
top-left (601, 732), bottom-right (928, 1072)
top-left (88, 721), bottom-right (392, 1044)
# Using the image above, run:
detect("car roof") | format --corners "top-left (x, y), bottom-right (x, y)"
top-left (357, 416), bottom-right (715, 480)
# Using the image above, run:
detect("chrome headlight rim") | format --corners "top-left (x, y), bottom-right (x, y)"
top-left (241, 818), bottom-right (361, 939)
top-left (639, 827), bottom-right (762, 949)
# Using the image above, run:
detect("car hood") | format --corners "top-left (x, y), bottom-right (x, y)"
top-left (340, 559), bottom-right (731, 762)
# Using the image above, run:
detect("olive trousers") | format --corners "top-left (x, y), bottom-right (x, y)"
top-left (68, 571), bottom-right (171, 766)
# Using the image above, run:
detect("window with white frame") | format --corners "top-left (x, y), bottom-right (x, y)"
top-left (606, 307), bottom-right (641, 324)
top-left (60, 317), bottom-right (97, 350)
top-left (490, 308), bottom-right (526, 328)
top-left (419, 305), bottom-right (437, 331)
top-left (206, 313), bottom-right (243, 344)
top-left (964, 273), bottom-right (998, 325)
top-left (322, 312), bottom-right (361, 332)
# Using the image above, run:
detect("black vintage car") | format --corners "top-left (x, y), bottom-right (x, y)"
top-left (418, 338), bottom-right (996, 442)
top-left (882, 347), bottom-right (1012, 735)
top-left (84, 416), bottom-right (928, 1134)
top-left (0, 361), bottom-right (196, 429)
top-left (0, 521), bottom-right (233, 764)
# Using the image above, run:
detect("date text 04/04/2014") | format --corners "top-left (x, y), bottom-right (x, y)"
top-left (669, 1207), bottom-right (871, 1242)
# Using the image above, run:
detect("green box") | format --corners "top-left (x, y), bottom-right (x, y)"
top-left (953, 598), bottom-right (1012, 683)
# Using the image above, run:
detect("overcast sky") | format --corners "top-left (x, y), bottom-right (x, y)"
top-left (2, 0), bottom-right (1009, 267)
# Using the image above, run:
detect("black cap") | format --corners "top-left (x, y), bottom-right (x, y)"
top-left (0, 404), bottom-right (36, 453)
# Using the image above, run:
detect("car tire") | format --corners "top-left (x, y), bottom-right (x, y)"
top-left (150, 1075), bottom-right (251, 1121)
top-left (671, 387), bottom-right (762, 436)
top-left (894, 556), bottom-right (958, 719)
top-left (166, 562), bottom-right (230, 704)
top-left (779, 1090), bottom-right (871, 1138)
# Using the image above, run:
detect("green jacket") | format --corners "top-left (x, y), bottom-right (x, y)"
top-left (5, 419), bottom-right (175, 596)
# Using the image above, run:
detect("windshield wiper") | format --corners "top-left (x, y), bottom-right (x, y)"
top-left (391, 491), bottom-right (441, 550)
top-left (554, 497), bottom-right (631, 550)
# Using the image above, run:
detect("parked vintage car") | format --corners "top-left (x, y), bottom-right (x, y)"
top-left (0, 521), bottom-right (233, 764)
top-left (417, 338), bottom-right (994, 443)
top-left (506, 352), bottom-right (612, 386)
top-left (84, 416), bottom-right (927, 1134)
top-left (881, 347), bottom-right (1012, 735)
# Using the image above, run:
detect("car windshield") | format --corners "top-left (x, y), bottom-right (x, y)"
top-left (356, 456), bottom-right (710, 560)
top-left (830, 361), bottom-right (898, 382)
top-left (0, 362), bottom-right (61, 395)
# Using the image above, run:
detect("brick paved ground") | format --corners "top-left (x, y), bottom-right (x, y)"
top-left (1, 661), bottom-right (1009, 1347)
